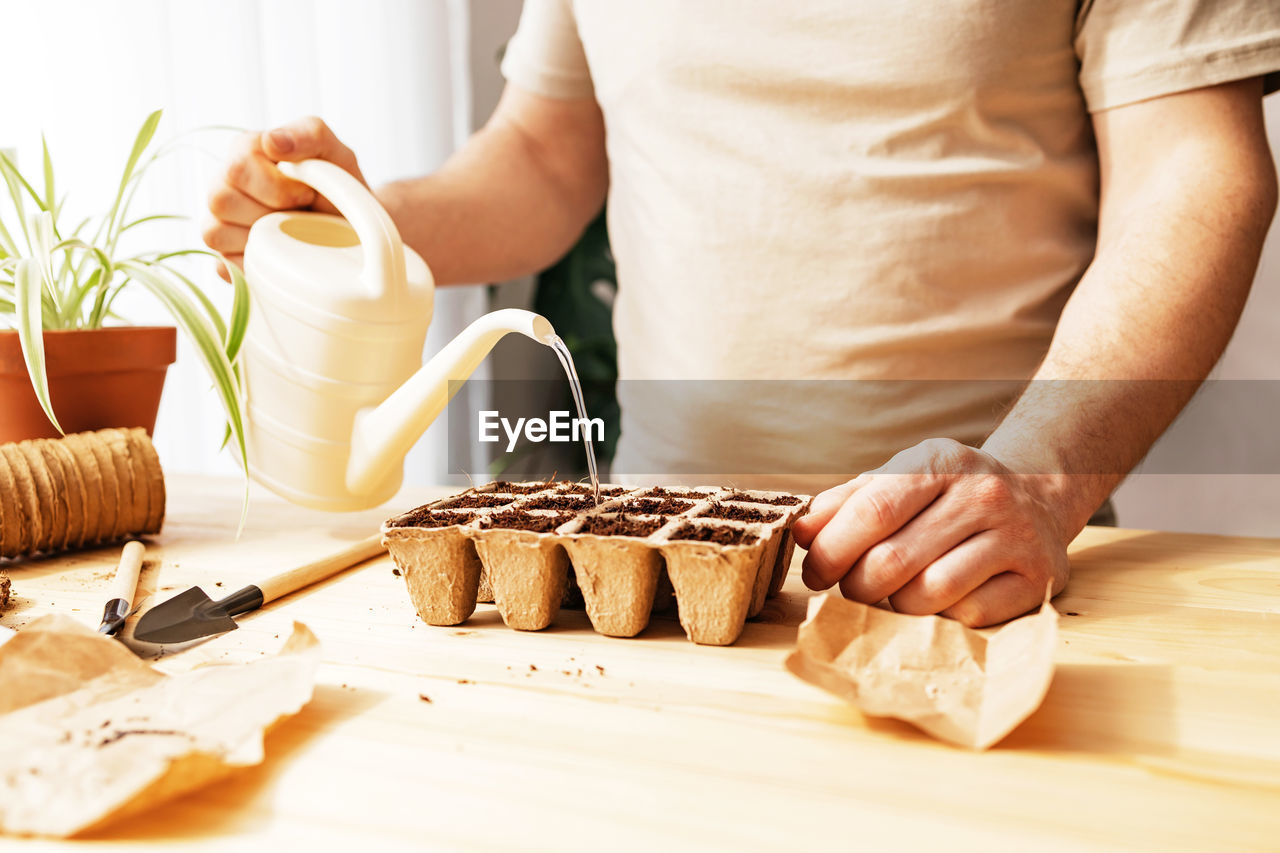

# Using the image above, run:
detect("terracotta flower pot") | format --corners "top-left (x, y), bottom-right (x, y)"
top-left (0, 326), bottom-right (177, 443)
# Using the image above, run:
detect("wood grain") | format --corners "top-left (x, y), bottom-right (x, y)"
top-left (1, 476), bottom-right (1277, 851)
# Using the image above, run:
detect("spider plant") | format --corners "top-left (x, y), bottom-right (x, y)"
top-left (0, 110), bottom-right (249, 474)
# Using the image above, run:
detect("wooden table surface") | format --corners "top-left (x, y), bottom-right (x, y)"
top-left (3, 475), bottom-right (1279, 851)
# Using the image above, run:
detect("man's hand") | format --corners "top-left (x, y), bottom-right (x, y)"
top-left (792, 78), bottom-right (1275, 628)
top-left (791, 439), bottom-right (1071, 627)
top-left (203, 85), bottom-right (607, 288)
top-left (203, 116), bottom-right (365, 279)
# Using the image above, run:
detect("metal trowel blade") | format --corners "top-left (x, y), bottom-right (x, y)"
top-left (132, 586), bottom-right (241, 645)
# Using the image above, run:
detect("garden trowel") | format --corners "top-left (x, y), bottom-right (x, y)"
top-left (132, 534), bottom-right (385, 645)
top-left (98, 540), bottom-right (146, 636)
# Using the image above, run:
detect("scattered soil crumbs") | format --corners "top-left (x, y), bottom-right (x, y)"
top-left (669, 523), bottom-right (756, 546)
top-left (481, 510), bottom-right (575, 533)
top-left (621, 497), bottom-right (694, 515)
top-left (723, 492), bottom-right (803, 506)
top-left (0, 574), bottom-right (10, 611)
top-left (456, 679), bottom-right (473, 685)
top-left (577, 515), bottom-right (664, 538)
top-left (98, 729), bottom-right (189, 749)
top-left (519, 494), bottom-right (594, 511)
top-left (393, 507), bottom-right (480, 527)
top-left (701, 503), bottom-right (781, 523)
top-left (1066, 611), bottom-right (1080, 616)
top-left (392, 567), bottom-right (402, 576)
top-left (418, 694), bottom-right (432, 703)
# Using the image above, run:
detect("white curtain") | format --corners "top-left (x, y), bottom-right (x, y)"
top-left (2, 0), bottom-right (487, 485)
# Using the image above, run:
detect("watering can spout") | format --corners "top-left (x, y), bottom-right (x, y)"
top-left (345, 308), bottom-right (557, 499)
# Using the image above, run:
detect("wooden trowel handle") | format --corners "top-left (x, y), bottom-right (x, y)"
top-left (256, 534), bottom-right (387, 605)
top-left (111, 541), bottom-right (146, 606)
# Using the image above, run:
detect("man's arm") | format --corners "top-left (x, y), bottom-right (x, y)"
top-left (792, 77), bottom-right (1277, 626)
top-left (204, 84), bottom-right (608, 285)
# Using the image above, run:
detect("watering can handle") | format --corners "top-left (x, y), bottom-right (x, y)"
top-left (277, 159), bottom-right (407, 302)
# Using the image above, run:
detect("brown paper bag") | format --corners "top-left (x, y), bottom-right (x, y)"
top-left (0, 615), bottom-right (319, 837)
top-left (785, 594), bottom-right (1058, 750)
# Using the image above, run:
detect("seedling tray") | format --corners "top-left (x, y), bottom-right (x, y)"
top-left (382, 482), bottom-right (811, 645)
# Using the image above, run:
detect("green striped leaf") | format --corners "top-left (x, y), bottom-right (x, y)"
top-left (118, 259), bottom-right (248, 477)
top-left (41, 135), bottom-right (55, 214)
top-left (13, 258), bottom-right (62, 433)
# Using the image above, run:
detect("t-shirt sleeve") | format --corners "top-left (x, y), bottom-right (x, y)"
top-left (1075, 0), bottom-right (1280, 112)
top-left (500, 0), bottom-right (594, 100)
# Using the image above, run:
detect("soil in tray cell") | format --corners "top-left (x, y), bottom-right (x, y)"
top-left (560, 483), bottom-right (628, 497)
top-left (481, 481), bottom-right (553, 495)
top-left (439, 493), bottom-right (514, 509)
top-left (620, 497), bottom-right (695, 515)
top-left (481, 510), bottom-right (576, 533)
top-left (391, 509), bottom-right (477, 529)
top-left (701, 504), bottom-right (781, 523)
top-left (643, 487), bottom-right (703, 499)
top-left (668, 523), bottom-right (757, 546)
top-left (520, 494), bottom-right (595, 511)
top-left (577, 515), bottom-right (665, 538)
top-left (722, 492), bottom-right (803, 506)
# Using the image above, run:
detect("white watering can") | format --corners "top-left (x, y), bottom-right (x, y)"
top-left (241, 159), bottom-right (556, 511)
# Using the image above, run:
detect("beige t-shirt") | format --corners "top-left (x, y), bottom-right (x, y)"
top-left (501, 0), bottom-right (1280, 490)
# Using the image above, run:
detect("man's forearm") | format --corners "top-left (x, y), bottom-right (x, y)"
top-left (983, 79), bottom-right (1277, 536)
top-left (378, 86), bottom-right (609, 286)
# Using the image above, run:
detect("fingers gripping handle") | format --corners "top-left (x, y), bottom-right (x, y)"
top-left (277, 159), bottom-right (407, 304)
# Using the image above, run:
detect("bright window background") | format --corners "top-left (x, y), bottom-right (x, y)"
top-left (4, 0), bottom-right (1278, 534)
top-left (2, 0), bottom-right (492, 484)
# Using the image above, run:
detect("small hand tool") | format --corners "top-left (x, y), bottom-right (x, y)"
top-left (98, 540), bottom-right (146, 636)
top-left (132, 534), bottom-right (385, 645)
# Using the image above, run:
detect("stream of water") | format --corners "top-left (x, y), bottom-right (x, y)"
top-left (547, 335), bottom-right (601, 504)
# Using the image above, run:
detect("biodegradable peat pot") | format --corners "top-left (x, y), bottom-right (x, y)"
top-left (0, 327), bottom-right (177, 443)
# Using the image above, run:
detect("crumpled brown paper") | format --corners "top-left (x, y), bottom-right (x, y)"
top-left (785, 594), bottom-right (1058, 750)
top-left (0, 614), bottom-right (319, 837)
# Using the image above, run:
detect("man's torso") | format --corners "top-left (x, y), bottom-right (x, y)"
top-left (572, 1), bottom-right (1101, 483)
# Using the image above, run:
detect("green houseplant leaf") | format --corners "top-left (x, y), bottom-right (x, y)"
top-left (40, 135), bottom-right (55, 215)
top-left (12, 256), bottom-right (61, 433)
top-left (0, 111), bottom-right (251, 521)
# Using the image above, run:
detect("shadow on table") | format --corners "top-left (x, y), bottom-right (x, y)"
top-left (454, 586), bottom-right (811, 652)
top-left (851, 663), bottom-right (1181, 757)
top-left (998, 662), bottom-right (1176, 756)
top-left (79, 684), bottom-right (388, 841)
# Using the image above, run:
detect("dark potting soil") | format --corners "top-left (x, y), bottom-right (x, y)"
top-left (483, 481), bottom-right (554, 495)
top-left (701, 503), bottom-right (781, 523)
top-left (620, 497), bottom-right (695, 515)
top-left (669, 523), bottom-right (756, 546)
top-left (481, 510), bottom-right (575, 533)
top-left (520, 494), bottom-right (595, 511)
top-left (393, 508), bottom-right (477, 528)
top-left (439, 493), bottom-right (514, 509)
top-left (723, 492), bottom-right (803, 506)
top-left (577, 515), bottom-right (665, 538)
top-left (643, 486), bottom-right (702, 499)
top-left (560, 483), bottom-right (628, 497)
